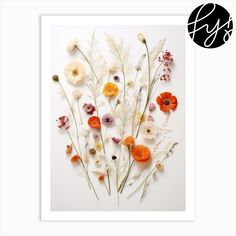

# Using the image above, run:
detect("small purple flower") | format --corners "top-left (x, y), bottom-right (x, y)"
top-left (113, 75), bottom-right (120, 82)
top-left (93, 132), bottom-right (100, 140)
top-left (148, 102), bottom-right (156, 112)
top-left (102, 113), bottom-right (115, 127)
top-left (111, 137), bottom-right (121, 144)
top-left (83, 103), bottom-right (96, 115)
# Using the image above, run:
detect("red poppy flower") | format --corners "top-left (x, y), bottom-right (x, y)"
top-left (156, 92), bottom-right (178, 112)
top-left (88, 116), bottom-right (101, 129)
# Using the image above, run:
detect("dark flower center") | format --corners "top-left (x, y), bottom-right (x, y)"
top-left (105, 118), bottom-right (110, 122)
top-left (147, 129), bottom-right (151, 133)
top-left (72, 69), bottom-right (78, 76)
top-left (163, 99), bottom-right (170, 106)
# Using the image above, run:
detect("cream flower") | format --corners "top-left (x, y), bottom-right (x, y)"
top-left (72, 90), bottom-right (82, 100)
top-left (64, 61), bottom-right (85, 85)
top-left (141, 121), bottom-right (158, 140)
top-left (66, 38), bottom-right (79, 53)
top-left (156, 161), bottom-right (164, 171)
top-left (94, 154), bottom-right (106, 167)
top-left (78, 125), bottom-right (90, 137)
top-left (137, 33), bottom-right (146, 43)
top-left (108, 64), bottom-right (118, 74)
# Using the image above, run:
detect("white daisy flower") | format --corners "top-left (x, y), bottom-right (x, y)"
top-left (141, 121), bottom-right (158, 140)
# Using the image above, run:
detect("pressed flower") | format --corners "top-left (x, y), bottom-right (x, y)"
top-left (122, 136), bottom-right (135, 147)
top-left (141, 121), bottom-right (158, 140)
top-left (156, 92), bottom-right (178, 112)
top-left (108, 64), bottom-right (118, 74)
top-left (64, 61), bottom-right (85, 85)
top-left (136, 112), bottom-right (145, 123)
top-left (56, 116), bottom-right (70, 130)
top-left (102, 82), bottom-right (119, 97)
top-left (111, 137), bottom-right (121, 144)
top-left (89, 148), bottom-right (96, 155)
top-left (127, 80), bottom-right (134, 87)
top-left (95, 142), bottom-right (103, 151)
top-left (147, 115), bottom-right (154, 122)
top-left (94, 154), bottom-right (105, 167)
top-left (137, 33), bottom-right (146, 44)
top-left (102, 113), bottom-right (115, 127)
top-left (70, 155), bottom-right (80, 163)
top-left (79, 125), bottom-right (90, 137)
top-left (66, 38), bottom-right (79, 53)
top-left (93, 132), bottom-right (100, 140)
top-left (98, 175), bottom-right (105, 181)
top-left (131, 145), bottom-right (151, 163)
top-left (113, 75), bottom-right (120, 82)
top-left (72, 90), bottom-right (82, 100)
top-left (52, 74), bottom-right (59, 82)
top-left (66, 144), bottom-right (72, 155)
top-left (148, 103), bottom-right (156, 112)
top-left (83, 103), bottom-right (96, 115)
top-left (156, 161), bottom-right (164, 171)
top-left (158, 50), bottom-right (173, 62)
top-left (135, 53), bottom-right (146, 71)
top-left (88, 116), bottom-right (101, 129)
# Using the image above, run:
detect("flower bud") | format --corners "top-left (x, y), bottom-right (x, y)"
top-left (137, 33), bottom-right (146, 44)
top-left (52, 75), bottom-right (59, 82)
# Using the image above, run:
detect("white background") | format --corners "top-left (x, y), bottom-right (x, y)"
top-left (50, 22), bottom-right (186, 211)
top-left (0, 0), bottom-right (235, 235)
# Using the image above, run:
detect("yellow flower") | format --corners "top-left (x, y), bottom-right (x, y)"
top-left (136, 112), bottom-right (145, 123)
top-left (103, 82), bottom-right (119, 97)
top-left (95, 142), bottom-right (103, 151)
top-left (127, 80), bottom-right (134, 87)
top-left (156, 161), bottom-right (164, 171)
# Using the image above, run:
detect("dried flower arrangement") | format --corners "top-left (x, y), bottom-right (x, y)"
top-left (52, 32), bottom-right (179, 203)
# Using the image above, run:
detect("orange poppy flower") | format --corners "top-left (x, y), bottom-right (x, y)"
top-left (70, 155), bottom-right (80, 163)
top-left (131, 144), bottom-right (151, 163)
top-left (122, 136), bottom-right (135, 147)
top-left (103, 82), bottom-right (119, 97)
top-left (156, 92), bottom-right (178, 112)
top-left (88, 116), bottom-right (101, 129)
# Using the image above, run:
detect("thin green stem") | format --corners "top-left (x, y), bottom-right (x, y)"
top-left (75, 46), bottom-right (99, 82)
top-left (58, 82), bottom-right (82, 155)
top-left (66, 130), bottom-right (99, 200)
top-left (127, 166), bottom-right (156, 199)
top-left (119, 152), bottom-right (135, 194)
top-left (96, 128), bottom-right (111, 195)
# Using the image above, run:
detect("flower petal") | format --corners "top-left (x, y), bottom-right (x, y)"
top-left (160, 92), bottom-right (172, 99)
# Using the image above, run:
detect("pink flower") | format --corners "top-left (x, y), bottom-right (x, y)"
top-left (158, 50), bottom-right (173, 62)
top-left (158, 50), bottom-right (173, 81)
top-left (148, 103), bottom-right (156, 112)
top-left (93, 132), bottom-right (100, 140)
top-left (111, 137), bottom-right (121, 144)
top-left (83, 103), bottom-right (96, 115)
top-left (102, 113), bottom-right (115, 127)
top-left (57, 116), bottom-right (70, 130)
top-left (147, 115), bottom-right (154, 122)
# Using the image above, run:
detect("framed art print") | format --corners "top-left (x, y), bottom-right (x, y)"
top-left (41, 15), bottom-right (195, 221)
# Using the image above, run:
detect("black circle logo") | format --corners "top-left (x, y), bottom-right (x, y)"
top-left (188, 3), bottom-right (233, 48)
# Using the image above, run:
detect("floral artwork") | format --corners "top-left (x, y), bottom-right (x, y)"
top-left (51, 28), bottom-right (183, 208)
